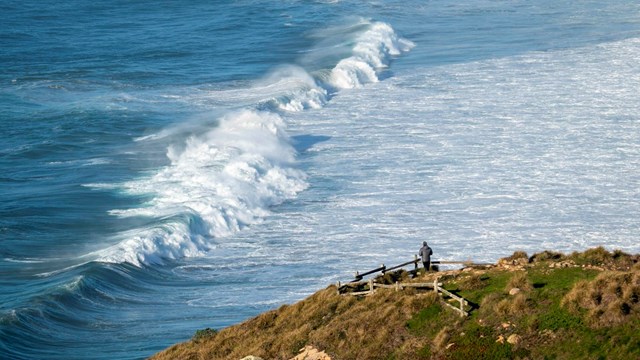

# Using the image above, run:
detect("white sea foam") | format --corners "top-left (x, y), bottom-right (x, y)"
top-left (82, 182), bottom-right (120, 190)
top-left (47, 158), bottom-right (111, 166)
top-left (99, 110), bottom-right (307, 265)
top-left (285, 36), bottom-right (640, 267)
top-left (328, 21), bottom-right (414, 89)
top-left (189, 21), bottom-right (415, 110)
top-left (97, 19), bottom-right (413, 266)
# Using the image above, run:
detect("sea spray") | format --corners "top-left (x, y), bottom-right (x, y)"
top-left (328, 21), bottom-right (415, 89)
top-left (97, 19), bottom-right (413, 266)
top-left (100, 110), bottom-right (307, 265)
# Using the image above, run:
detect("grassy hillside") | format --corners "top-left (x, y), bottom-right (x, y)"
top-left (151, 247), bottom-right (640, 360)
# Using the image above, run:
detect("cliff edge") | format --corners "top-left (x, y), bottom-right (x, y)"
top-left (151, 247), bottom-right (640, 360)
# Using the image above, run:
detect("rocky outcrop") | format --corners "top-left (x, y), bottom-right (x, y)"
top-left (289, 346), bottom-right (331, 360)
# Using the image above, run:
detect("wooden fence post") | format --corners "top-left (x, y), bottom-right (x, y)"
top-left (368, 278), bottom-right (374, 295)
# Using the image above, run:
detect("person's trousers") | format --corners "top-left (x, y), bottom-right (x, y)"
top-left (423, 261), bottom-right (430, 271)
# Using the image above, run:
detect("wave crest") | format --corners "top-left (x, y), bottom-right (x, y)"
top-left (328, 21), bottom-right (414, 89)
top-left (97, 19), bottom-right (412, 266)
top-left (99, 110), bottom-right (307, 265)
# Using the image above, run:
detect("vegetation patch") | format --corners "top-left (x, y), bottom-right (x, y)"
top-left (151, 248), bottom-right (640, 360)
top-left (192, 327), bottom-right (218, 343)
top-left (562, 270), bottom-right (640, 327)
top-left (407, 302), bottom-right (447, 337)
top-left (568, 247), bottom-right (639, 270)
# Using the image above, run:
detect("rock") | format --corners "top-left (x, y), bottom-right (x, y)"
top-left (540, 329), bottom-right (556, 339)
top-left (507, 334), bottom-right (521, 345)
top-left (509, 288), bottom-right (521, 296)
top-left (241, 357), bottom-right (264, 360)
top-left (290, 345), bottom-right (331, 360)
top-left (514, 258), bottom-right (529, 266)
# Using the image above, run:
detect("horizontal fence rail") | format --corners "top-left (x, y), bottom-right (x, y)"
top-left (352, 257), bottom-right (492, 282)
top-left (338, 256), bottom-right (484, 317)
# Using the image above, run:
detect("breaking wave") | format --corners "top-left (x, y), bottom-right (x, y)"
top-left (97, 19), bottom-right (413, 266)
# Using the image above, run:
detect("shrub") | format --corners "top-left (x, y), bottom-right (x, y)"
top-left (192, 328), bottom-right (218, 343)
top-left (477, 292), bottom-right (503, 321)
top-left (570, 246), bottom-right (611, 266)
top-left (501, 251), bottom-right (529, 263)
top-left (376, 270), bottom-right (410, 285)
top-left (562, 270), bottom-right (640, 327)
top-left (506, 271), bottom-right (533, 293)
top-left (496, 293), bottom-right (528, 317)
top-left (529, 250), bottom-right (565, 263)
top-left (566, 248), bottom-right (639, 270)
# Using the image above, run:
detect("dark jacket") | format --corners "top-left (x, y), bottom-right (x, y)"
top-left (419, 243), bottom-right (433, 262)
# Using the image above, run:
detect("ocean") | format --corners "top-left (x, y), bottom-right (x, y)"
top-left (1, 0), bottom-right (640, 358)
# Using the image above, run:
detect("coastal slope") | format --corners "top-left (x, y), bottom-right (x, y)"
top-left (151, 247), bottom-right (640, 360)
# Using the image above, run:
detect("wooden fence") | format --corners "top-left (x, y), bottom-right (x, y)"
top-left (337, 277), bottom-right (469, 317)
top-left (337, 257), bottom-right (485, 317)
top-left (352, 256), bottom-right (491, 281)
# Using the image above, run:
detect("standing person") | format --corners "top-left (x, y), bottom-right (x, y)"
top-left (419, 241), bottom-right (433, 272)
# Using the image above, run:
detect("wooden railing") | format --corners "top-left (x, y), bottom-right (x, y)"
top-left (437, 285), bottom-right (469, 317)
top-left (337, 277), bottom-right (469, 317)
top-left (353, 256), bottom-right (491, 281)
top-left (337, 257), bottom-right (487, 317)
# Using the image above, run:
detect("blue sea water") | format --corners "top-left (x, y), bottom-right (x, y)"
top-left (2, 0), bottom-right (640, 358)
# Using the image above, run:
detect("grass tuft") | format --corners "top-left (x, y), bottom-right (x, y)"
top-left (459, 273), bottom-right (488, 290)
top-left (529, 250), bottom-right (565, 263)
top-left (192, 328), bottom-right (217, 343)
top-left (506, 271), bottom-right (533, 293)
top-left (375, 270), bottom-right (410, 285)
top-left (500, 251), bottom-right (529, 265)
top-left (562, 270), bottom-right (640, 327)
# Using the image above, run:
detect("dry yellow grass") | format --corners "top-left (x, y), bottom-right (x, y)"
top-left (151, 286), bottom-right (439, 360)
top-left (562, 268), bottom-right (640, 327)
top-left (151, 248), bottom-right (640, 360)
top-left (506, 271), bottom-right (533, 293)
top-left (502, 251), bottom-right (528, 262)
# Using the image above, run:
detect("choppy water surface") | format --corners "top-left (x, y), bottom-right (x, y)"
top-left (1, 1), bottom-right (640, 358)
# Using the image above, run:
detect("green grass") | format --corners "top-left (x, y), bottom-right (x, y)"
top-left (447, 322), bottom-right (528, 360)
top-left (528, 266), bottom-right (599, 293)
top-left (536, 306), bottom-right (584, 331)
top-left (407, 303), bottom-right (446, 337)
top-left (455, 271), bottom-right (512, 303)
top-left (527, 266), bottom-right (598, 331)
top-left (440, 264), bottom-right (636, 360)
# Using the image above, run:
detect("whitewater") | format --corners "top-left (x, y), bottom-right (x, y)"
top-left (2, 1), bottom-right (640, 359)
top-left (92, 20), bottom-right (414, 267)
